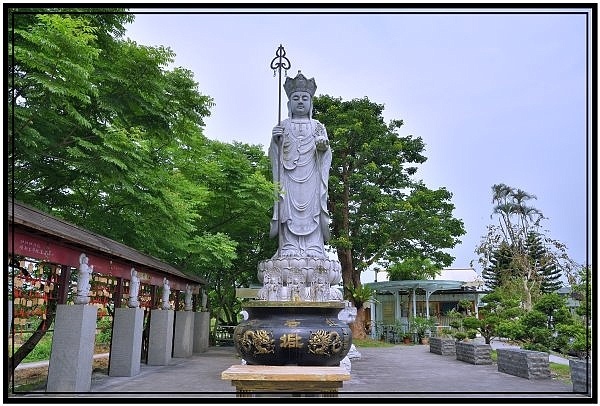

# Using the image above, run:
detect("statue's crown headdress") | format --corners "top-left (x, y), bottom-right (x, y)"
top-left (284, 71), bottom-right (317, 98)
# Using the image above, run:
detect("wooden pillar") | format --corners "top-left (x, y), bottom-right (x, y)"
top-left (149, 285), bottom-right (157, 308)
top-left (113, 277), bottom-right (124, 309)
top-left (56, 264), bottom-right (71, 305)
top-left (394, 291), bottom-right (400, 323)
top-left (174, 290), bottom-right (180, 311)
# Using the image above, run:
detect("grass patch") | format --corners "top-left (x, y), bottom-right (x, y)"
top-left (550, 362), bottom-right (572, 384)
top-left (490, 349), bottom-right (498, 362)
top-left (352, 338), bottom-right (395, 348)
top-left (9, 333), bottom-right (54, 363)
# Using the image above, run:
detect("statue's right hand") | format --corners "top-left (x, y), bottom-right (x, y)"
top-left (272, 125), bottom-right (284, 142)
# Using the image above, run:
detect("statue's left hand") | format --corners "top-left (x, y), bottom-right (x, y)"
top-left (315, 136), bottom-right (329, 151)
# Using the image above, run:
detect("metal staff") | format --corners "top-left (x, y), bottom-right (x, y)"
top-left (270, 45), bottom-right (291, 257)
top-left (270, 44), bottom-right (291, 125)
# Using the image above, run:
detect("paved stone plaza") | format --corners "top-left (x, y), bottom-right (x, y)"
top-left (12, 343), bottom-right (590, 400)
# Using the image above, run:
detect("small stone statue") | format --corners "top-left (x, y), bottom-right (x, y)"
top-left (201, 291), bottom-right (208, 310)
top-left (337, 301), bottom-right (357, 323)
top-left (311, 274), bottom-right (330, 302)
top-left (257, 272), bottom-right (282, 301)
top-left (74, 253), bottom-right (92, 304)
top-left (184, 284), bottom-right (193, 311)
top-left (288, 272), bottom-right (307, 302)
top-left (161, 277), bottom-right (171, 310)
top-left (128, 267), bottom-right (140, 308)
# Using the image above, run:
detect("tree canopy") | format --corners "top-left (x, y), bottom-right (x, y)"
top-left (387, 256), bottom-right (441, 281)
top-left (475, 183), bottom-right (577, 310)
top-left (313, 95), bottom-right (465, 337)
top-left (8, 9), bottom-right (275, 325)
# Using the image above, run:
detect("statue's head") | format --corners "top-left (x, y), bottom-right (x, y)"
top-left (284, 71), bottom-right (316, 119)
top-left (284, 71), bottom-right (316, 98)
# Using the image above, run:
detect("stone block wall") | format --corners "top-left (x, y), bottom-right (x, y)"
top-left (455, 341), bottom-right (492, 365)
top-left (429, 337), bottom-right (456, 356)
top-left (570, 358), bottom-right (592, 394)
top-left (497, 348), bottom-right (550, 379)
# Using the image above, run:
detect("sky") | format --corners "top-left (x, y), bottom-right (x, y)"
top-left (124, 6), bottom-right (592, 283)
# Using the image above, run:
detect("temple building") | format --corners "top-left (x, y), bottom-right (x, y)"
top-left (365, 268), bottom-right (488, 340)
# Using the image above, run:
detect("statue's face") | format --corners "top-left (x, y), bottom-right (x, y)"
top-left (289, 91), bottom-right (311, 117)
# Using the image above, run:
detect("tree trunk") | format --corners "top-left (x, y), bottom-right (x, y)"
top-left (338, 246), bottom-right (354, 297)
top-left (350, 306), bottom-right (368, 340)
top-left (8, 300), bottom-right (56, 378)
top-left (9, 264), bottom-right (68, 379)
top-left (522, 276), bottom-right (533, 311)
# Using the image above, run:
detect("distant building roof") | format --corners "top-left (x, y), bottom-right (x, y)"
top-left (367, 267), bottom-right (486, 293)
top-left (434, 268), bottom-right (479, 283)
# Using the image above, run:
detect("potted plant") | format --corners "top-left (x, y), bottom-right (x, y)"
top-left (402, 332), bottom-right (412, 344)
top-left (410, 316), bottom-right (435, 344)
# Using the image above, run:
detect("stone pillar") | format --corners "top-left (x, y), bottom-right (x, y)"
top-left (147, 309), bottom-right (174, 365)
top-left (173, 310), bottom-right (194, 358)
top-left (109, 307), bottom-right (144, 376)
top-left (193, 311), bottom-right (210, 353)
top-left (46, 304), bottom-right (96, 392)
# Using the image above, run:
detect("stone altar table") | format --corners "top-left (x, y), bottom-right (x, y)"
top-left (221, 364), bottom-right (350, 397)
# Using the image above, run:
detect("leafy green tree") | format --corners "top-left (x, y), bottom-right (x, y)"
top-left (8, 8), bottom-right (142, 375)
top-left (569, 266), bottom-right (592, 321)
top-left (387, 256), bottom-right (441, 280)
top-left (481, 232), bottom-right (563, 294)
top-left (185, 141), bottom-right (276, 326)
top-left (313, 95), bottom-right (465, 338)
top-left (526, 232), bottom-right (563, 293)
top-left (515, 293), bottom-right (575, 353)
top-left (461, 290), bottom-right (523, 344)
top-left (8, 8), bottom-right (277, 365)
top-left (9, 9), bottom-right (216, 261)
top-left (475, 184), bottom-right (577, 310)
top-left (481, 242), bottom-right (513, 289)
top-left (482, 287), bottom-right (585, 356)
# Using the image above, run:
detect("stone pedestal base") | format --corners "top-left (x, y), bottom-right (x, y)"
top-left (109, 307), bottom-right (144, 376)
top-left (147, 309), bottom-right (174, 365)
top-left (173, 311), bottom-right (194, 358)
top-left (193, 311), bottom-right (210, 353)
top-left (46, 304), bottom-right (96, 392)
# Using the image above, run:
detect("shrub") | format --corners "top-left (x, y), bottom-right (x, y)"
top-left (95, 316), bottom-right (113, 345)
top-left (19, 333), bottom-right (53, 363)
